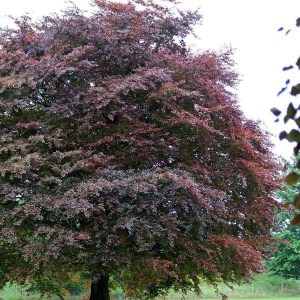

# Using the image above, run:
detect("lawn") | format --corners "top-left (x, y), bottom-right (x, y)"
top-left (178, 298), bottom-right (300, 300)
top-left (213, 298), bottom-right (300, 300)
top-left (199, 297), bottom-right (300, 300)
top-left (1, 274), bottom-right (300, 300)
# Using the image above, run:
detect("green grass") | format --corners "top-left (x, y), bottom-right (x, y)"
top-left (1, 273), bottom-right (300, 299)
top-left (0, 284), bottom-right (84, 300)
top-left (168, 295), bottom-right (300, 300)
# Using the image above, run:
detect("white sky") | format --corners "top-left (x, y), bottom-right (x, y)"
top-left (0, 0), bottom-right (299, 159)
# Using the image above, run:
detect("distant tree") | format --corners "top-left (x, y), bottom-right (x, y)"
top-left (269, 211), bottom-right (300, 279)
top-left (0, 0), bottom-right (279, 299)
top-left (268, 160), bottom-right (300, 279)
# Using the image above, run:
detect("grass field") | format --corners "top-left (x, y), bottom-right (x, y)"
top-left (1, 289), bottom-right (300, 300)
top-left (2, 294), bottom-right (300, 300)
top-left (206, 299), bottom-right (300, 300)
top-left (2, 292), bottom-right (300, 300)
top-left (170, 296), bottom-right (300, 300)
top-left (1, 273), bottom-right (300, 299)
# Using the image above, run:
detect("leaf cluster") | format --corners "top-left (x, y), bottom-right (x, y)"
top-left (271, 17), bottom-right (300, 225)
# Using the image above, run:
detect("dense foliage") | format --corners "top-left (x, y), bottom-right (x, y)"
top-left (268, 160), bottom-right (300, 279)
top-left (269, 209), bottom-right (300, 279)
top-left (0, 0), bottom-right (279, 299)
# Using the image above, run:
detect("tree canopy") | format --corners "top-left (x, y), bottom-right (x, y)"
top-left (0, 1), bottom-right (279, 299)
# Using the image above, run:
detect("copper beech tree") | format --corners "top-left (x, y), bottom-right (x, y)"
top-left (0, 0), bottom-right (279, 299)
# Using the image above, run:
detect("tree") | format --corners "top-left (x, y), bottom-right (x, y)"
top-left (0, 1), bottom-right (279, 299)
top-left (268, 160), bottom-right (300, 279)
top-left (269, 210), bottom-right (300, 279)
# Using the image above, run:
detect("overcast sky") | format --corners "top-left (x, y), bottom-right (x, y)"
top-left (0, 0), bottom-right (299, 159)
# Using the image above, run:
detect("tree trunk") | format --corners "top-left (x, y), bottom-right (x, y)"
top-left (89, 275), bottom-right (110, 300)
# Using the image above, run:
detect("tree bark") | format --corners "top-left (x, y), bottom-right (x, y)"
top-left (89, 275), bottom-right (110, 300)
